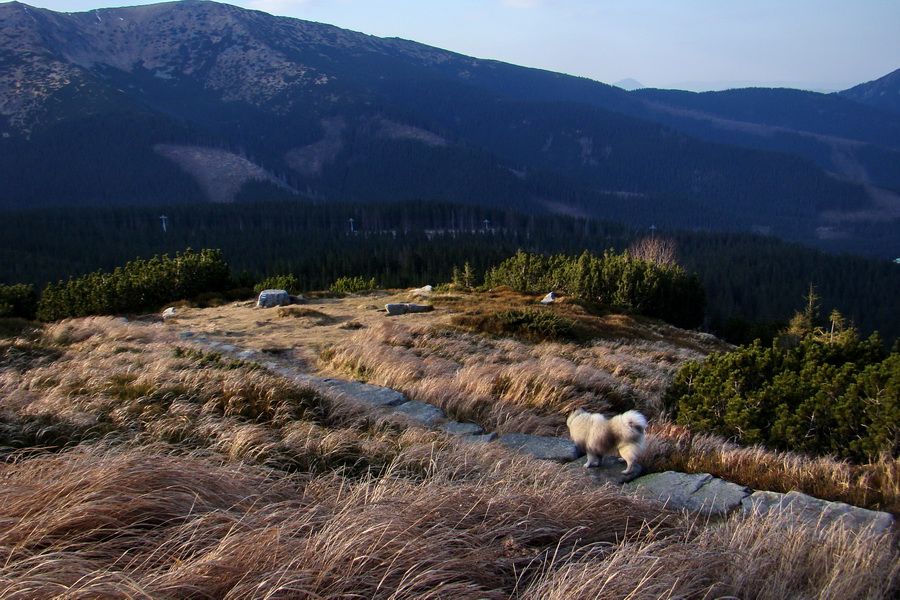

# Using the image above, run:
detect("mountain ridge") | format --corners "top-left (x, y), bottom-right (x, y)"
top-left (839, 67), bottom-right (900, 114)
top-left (0, 0), bottom-right (897, 257)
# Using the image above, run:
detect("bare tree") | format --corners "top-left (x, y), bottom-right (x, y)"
top-left (627, 236), bottom-right (678, 266)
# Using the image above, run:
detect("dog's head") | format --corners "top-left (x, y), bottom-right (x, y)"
top-left (620, 410), bottom-right (648, 434)
top-left (566, 408), bottom-right (587, 428)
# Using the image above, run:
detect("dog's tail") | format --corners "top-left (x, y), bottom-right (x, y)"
top-left (620, 410), bottom-right (647, 434)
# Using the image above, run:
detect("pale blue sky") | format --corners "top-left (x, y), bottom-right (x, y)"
top-left (16, 0), bottom-right (900, 91)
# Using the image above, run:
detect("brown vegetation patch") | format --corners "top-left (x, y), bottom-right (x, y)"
top-left (275, 305), bottom-right (336, 325)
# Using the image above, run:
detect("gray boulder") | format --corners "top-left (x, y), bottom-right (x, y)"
top-left (741, 490), bottom-right (895, 534)
top-left (392, 401), bottom-right (447, 427)
top-left (497, 433), bottom-right (580, 462)
top-left (409, 285), bottom-right (434, 297)
top-left (257, 289), bottom-right (292, 308)
top-left (385, 303), bottom-right (434, 316)
top-left (627, 471), bottom-right (752, 516)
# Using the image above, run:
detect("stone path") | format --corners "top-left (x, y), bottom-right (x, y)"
top-left (188, 334), bottom-right (896, 536)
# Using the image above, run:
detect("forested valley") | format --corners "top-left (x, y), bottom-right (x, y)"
top-left (1, 198), bottom-right (897, 345)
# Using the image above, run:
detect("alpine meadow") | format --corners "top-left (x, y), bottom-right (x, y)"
top-left (0, 1), bottom-right (898, 598)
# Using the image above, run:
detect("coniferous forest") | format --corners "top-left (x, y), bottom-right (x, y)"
top-left (0, 198), bottom-right (897, 346)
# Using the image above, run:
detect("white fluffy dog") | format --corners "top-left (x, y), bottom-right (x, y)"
top-left (567, 408), bottom-right (647, 475)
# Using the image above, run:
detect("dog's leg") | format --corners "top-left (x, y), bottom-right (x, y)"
top-left (619, 445), bottom-right (639, 474)
top-left (584, 451), bottom-right (601, 468)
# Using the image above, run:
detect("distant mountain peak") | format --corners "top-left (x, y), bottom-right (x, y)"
top-left (614, 78), bottom-right (644, 91)
top-left (839, 68), bottom-right (900, 114)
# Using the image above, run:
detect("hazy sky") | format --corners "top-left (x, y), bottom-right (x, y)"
top-left (16, 0), bottom-right (900, 91)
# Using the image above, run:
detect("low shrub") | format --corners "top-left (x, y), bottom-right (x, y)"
top-left (254, 274), bottom-right (301, 295)
top-left (36, 249), bottom-right (232, 321)
top-left (329, 276), bottom-right (377, 295)
top-left (485, 250), bottom-right (705, 329)
top-left (664, 333), bottom-right (899, 463)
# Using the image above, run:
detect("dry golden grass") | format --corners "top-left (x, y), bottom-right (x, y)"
top-left (0, 444), bottom-right (678, 598)
top-left (320, 317), bottom-right (720, 437)
top-left (645, 423), bottom-right (900, 514)
top-left (0, 306), bottom-right (897, 598)
top-left (521, 511), bottom-right (898, 600)
top-left (0, 444), bottom-right (894, 599)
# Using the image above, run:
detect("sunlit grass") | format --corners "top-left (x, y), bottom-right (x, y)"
top-left (0, 313), bottom-right (896, 599)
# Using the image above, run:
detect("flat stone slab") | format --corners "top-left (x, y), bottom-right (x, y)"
top-left (441, 422), bottom-right (486, 436)
top-left (458, 432), bottom-right (498, 444)
top-left (627, 471), bottom-right (751, 516)
top-left (497, 434), bottom-right (580, 462)
top-left (317, 379), bottom-right (409, 407)
top-left (565, 456), bottom-right (643, 485)
top-left (741, 490), bottom-right (895, 535)
top-left (392, 401), bottom-right (447, 427)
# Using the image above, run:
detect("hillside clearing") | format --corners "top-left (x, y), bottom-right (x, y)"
top-left (0, 292), bottom-right (897, 598)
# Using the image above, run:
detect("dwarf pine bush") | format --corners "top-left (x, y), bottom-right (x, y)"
top-left (664, 332), bottom-right (899, 463)
top-left (36, 249), bottom-right (232, 321)
top-left (254, 274), bottom-right (301, 295)
top-left (329, 276), bottom-right (377, 295)
top-left (485, 250), bottom-right (705, 328)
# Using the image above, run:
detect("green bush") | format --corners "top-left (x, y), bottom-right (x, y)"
top-left (0, 283), bottom-right (36, 320)
top-left (664, 333), bottom-right (899, 463)
top-left (484, 250), bottom-right (705, 328)
top-left (254, 275), bottom-right (301, 295)
top-left (329, 276), bottom-right (377, 295)
top-left (36, 249), bottom-right (232, 321)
